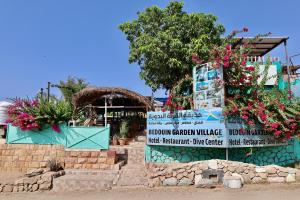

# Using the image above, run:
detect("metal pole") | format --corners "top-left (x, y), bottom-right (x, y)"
top-left (40, 88), bottom-right (44, 99)
top-left (226, 148), bottom-right (229, 161)
top-left (284, 40), bottom-right (292, 95)
top-left (105, 98), bottom-right (107, 127)
top-left (47, 82), bottom-right (51, 102)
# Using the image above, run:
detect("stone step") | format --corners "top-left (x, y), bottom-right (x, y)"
top-left (52, 174), bottom-right (116, 192)
top-left (116, 166), bottom-right (148, 187)
top-left (65, 169), bottom-right (119, 177)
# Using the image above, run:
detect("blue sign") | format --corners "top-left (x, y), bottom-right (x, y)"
top-left (147, 109), bottom-right (287, 148)
top-left (147, 109), bottom-right (227, 148)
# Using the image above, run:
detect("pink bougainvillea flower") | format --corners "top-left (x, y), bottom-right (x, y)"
top-left (241, 115), bottom-right (249, 120)
top-left (270, 122), bottom-right (280, 129)
top-left (51, 124), bottom-right (61, 133)
top-left (274, 130), bottom-right (282, 137)
top-left (225, 44), bottom-right (231, 50)
top-left (246, 66), bottom-right (255, 71)
top-left (243, 27), bottom-right (249, 32)
top-left (162, 108), bottom-right (166, 112)
top-left (278, 104), bottom-right (285, 110)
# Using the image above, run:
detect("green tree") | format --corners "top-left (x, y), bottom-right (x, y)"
top-left (58, 76), bottom-right (88, 103)
top-left (119, 1), bottom-right (225, 91)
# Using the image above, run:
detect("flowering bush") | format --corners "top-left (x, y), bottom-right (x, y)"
top-left (7, 98), bottom-right (72, 133)
top-left (164, 28), bottom-right (300, 140)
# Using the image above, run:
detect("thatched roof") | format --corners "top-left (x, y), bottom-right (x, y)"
top-left (72, 87), bottom-right (153, 110)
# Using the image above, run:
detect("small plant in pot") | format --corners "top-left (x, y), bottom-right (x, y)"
top-left (112, 134), bottom-right (119, 145)
top-left (118, 120), bottom-right (129, 145)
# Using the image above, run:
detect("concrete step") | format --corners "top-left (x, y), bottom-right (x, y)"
top-left (53, 170), bottom-right (120, 192)
top-left (116, 166), bottom-right (148, 187)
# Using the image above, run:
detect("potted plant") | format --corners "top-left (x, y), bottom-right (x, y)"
top-left (118, 120), bottom-right (129, 145)
top-left (112, 134), bottom-right (119, 145)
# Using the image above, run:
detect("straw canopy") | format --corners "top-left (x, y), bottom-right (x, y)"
top-left (72, 87), bottom-right (153, 110)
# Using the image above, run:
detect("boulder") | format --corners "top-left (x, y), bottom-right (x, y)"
top-left (208, 160), bottom-right (218, 170)
top-left (178, 178), bottom-right (193, 186)
top-left (162, 177), bottom-right (178, 186)
top-left (232, 173), bottom-right (244, 185)
top-left (223, 176), bottom-right (242, 189)
top-left (286, 174), bottom-right (296, 183)
top-left (195, 178), bottom-right (215, 189)
top-left (25, 169), bottom-right (44, 177)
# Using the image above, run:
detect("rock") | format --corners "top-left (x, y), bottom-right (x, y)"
top-left (25, 169), bottom-right (44, 177)
top-left (176, 173), bottom-right (184, 180)
top-left (287, 168), bottom-right (297, 174)
top-left (241, 174), bottom-right (251, 184)
top-left (255, 167), bottom-right (266, 173)
top-left (23, 177), bottom-right (39, 185)
top-left (32, 184), bottom-right (39, 191)
top-left (39, 182), bottom-right (52, 190)
top-left (257, 173), bottom-right (267, 179)
top-left (195, 178), bottom-right (215, 188)
top-left (232, 173), bottom-right (244, 185)
top-left (208, 160), bottom-right (218, 170)
top-left (267, 177), bottom-right (285, 183)
top-left (13, 186), bottom-right (18, 192)
top-left (163, 177), bottom-right (178, 186)
top-left (265, 166), bottom-right (277, 174)
top-left (2, 185), bottom-right (13, 193)
top-left (18, 185), bottom-right (24, 192)
top-left (194, 174), bottom-right (203, 185)
top-left (223, 176), bottom-right (242, 189)
top-left (178, 178), bottom-right (193, 186)
top-left (236, 166), bottom-right (245, 174)
top-left (278, 172), bottom-right (288, 177)
top-left (251, 177), bottom-right (264, 184)
top-left (187, 172), bottom-right (195, 180)
top-left (286, 174), bottom-right (296, 183)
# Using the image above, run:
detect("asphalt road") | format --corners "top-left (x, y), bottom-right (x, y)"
top-left (1, 183), bottom-right (300, 200)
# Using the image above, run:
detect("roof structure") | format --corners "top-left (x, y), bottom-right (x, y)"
top-left (232, 37), bottom-right (289, 57)
top-left (72, 87), bottom-right (153, 110)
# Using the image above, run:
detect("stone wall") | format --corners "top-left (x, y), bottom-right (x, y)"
top-left (0, 169), bottom-right (64, 193)
top-left (145, 139), bottom-right (300, 166)
top-left (0, 144), bottom-right (117, 172)
top-left (146, 159), bottom-right (300, 187)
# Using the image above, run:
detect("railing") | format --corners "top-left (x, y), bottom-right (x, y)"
top-left (6, 124), bottom-right (110, 150)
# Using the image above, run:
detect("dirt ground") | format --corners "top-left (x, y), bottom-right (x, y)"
top-left (1, 183), bottom-right (300, 200)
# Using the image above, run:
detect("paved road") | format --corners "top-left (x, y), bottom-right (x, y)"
top-left (1, 184), bottom-right (300, 200)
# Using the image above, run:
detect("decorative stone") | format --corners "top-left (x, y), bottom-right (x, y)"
top-left (25, 169), bottom-right (44, 177)
top-left (32, 184), bottom-right (39, 191)
top-left (178, 178), bottom-right (192, 186)
top-left (286, 174), bottom-right (296, 183)
top-left (194, 174), bottom-right (203, 185)
top-left (267, 177), bottom-right (285, 183)
top-left (208, 160), bottom-right (218, 170)
top-left (163, 177), bottom-right (178, 186)
top-left (176, 173), bottom-right (184, 180)
top-left (2, 185), bottom-right (13, 192)
top-left (223, 176), bottom-right (242, 189)
top-left (251, 177), bottom-right (264, 184)
top-left (257, 173), bottom-right (267, 179)
top-left (255, 167), bottom-right (266, 173)
top-left (265, 166), bottom-right (277, 174)
top-left (195, 178), bottom-right (215, 188)
top-left (278, 172), bottom-right (288, 177)
top-left (232, 173), bottom-right (244, 185)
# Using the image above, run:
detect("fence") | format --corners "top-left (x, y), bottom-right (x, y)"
top-left (6, 124), bottom-right (110, 150)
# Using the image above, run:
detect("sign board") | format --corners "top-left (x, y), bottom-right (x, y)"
top-left (226, 119), bottom-right (287, 147)
top-left (147, 110), bottom-right (287, 148)
top-left (193, 63), bottom-right (225, 109)
top-left (147, 109), bottom-right (227, 148)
